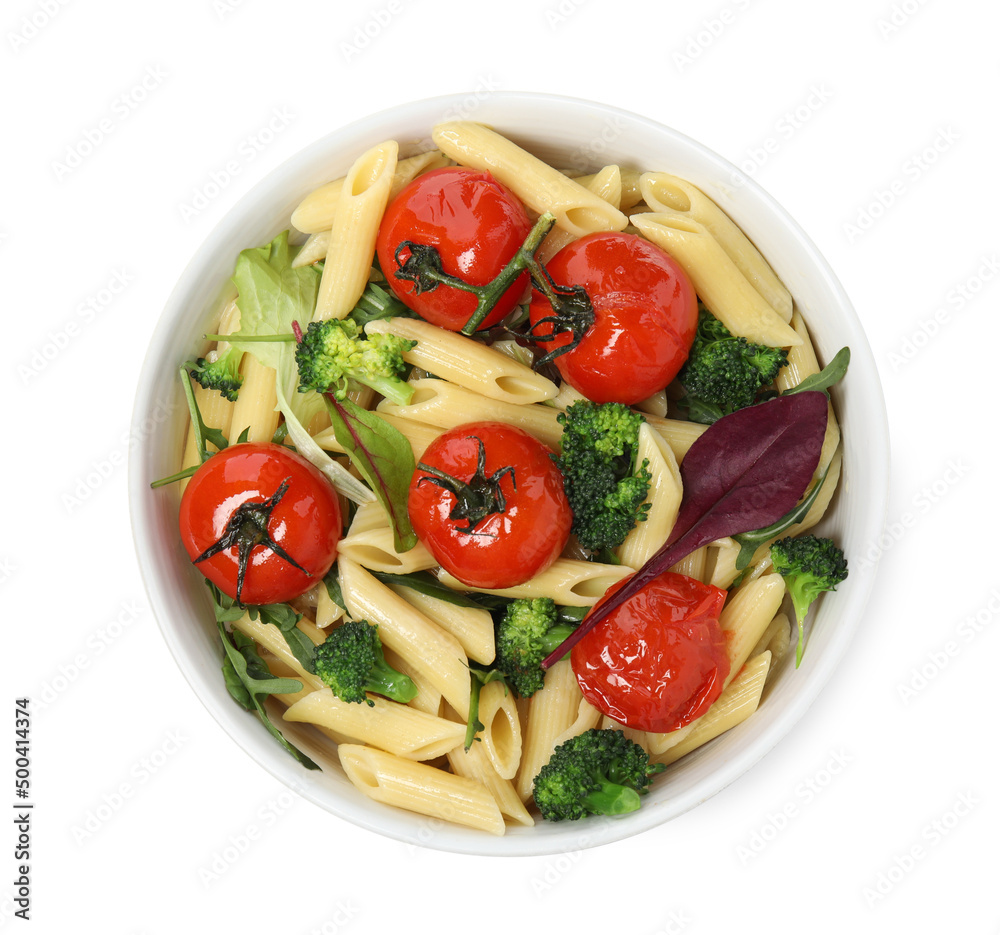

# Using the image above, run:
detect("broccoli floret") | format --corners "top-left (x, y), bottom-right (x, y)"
top-left (186, 345), bottom-right (245, 401)
top-left (494, 598), bottom-right (576, 698)
top-left (769, 535), bottom-right (848, 667)
top-left (311, 619), bottom-right (417, 706)
top-left (532, 728), bottom-right (665, 822)
top-left (556, 400), bottom-right (651, 554)
top-left (295, 318), bottom-right (416, 406)
top-left (677, 308), bottom-right (788, 424)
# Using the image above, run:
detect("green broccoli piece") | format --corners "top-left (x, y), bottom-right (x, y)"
top-left (494, 598), bottom-right (577, 698)
top-left (532, 728), bottom-right (665, 822)
top-left (556, 400), bottom-right (652, 554)
top-left (769, 535), bottom-right (848, 667)
top-left (311, 619), bottom-right (417, 706)
top-left (677, 308), bottom-right (788, 424)
top-left (294, 318), bottom-right (416, 406)
top-left (185, 346), bottom-right (245, 401)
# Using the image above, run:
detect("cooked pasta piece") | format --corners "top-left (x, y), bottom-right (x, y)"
top-left (339, 558), bottom-right (471, 719)
top-left (291, 150), bottom-right (450, 233)
top-left (316, 140), bottom-right (398, 321)
top-left (337, 526), bottom-right (438, 574)
top-left (366, 317), bottom-right (558, 405)
top-left (432, 122), bottom-right (628, 237)
top-left (538, 164), bottom-right (623, 262)
top-left (630, 213), bottom-right (801, 348)
top-left (446, 742), bottom-right (534, 826)
top-left (228, 353), bottom-right (279, 443)
top-left (338, 744), bottom-right (506, 835)
top-left (438, 558), bottom-right (634, 607)
top-left (639, 172), bottom-right (792, 320)
top-left (617, 422), bottom-right (683, 568)
top-left (643, 414), bottom-right (708, 464)
top-left (378, 379), bottom-right (564, 450)
top-left (313, 411), bottom-right (439, 461)
top-left (389, 584), bottom-right (495, 665)
top-left (776, 311), bottom-right (822, 391)
top-left (476, 680), bottom-right (523, 780)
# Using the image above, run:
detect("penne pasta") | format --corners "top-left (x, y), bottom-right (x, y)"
top-left (630, 212), bottom-right (802, 348)
top-left (432, 122), bottom-right (628, 237)
top-left (366, 317), bottom-right (558, 405)
top-left (639, 172), bottom-right (792, 321)
top-left (337, 525), bottom-right (438, 574)
top-left (316, 140), bottom-right (398, 321)
top-left (389, 584), bottom-right (496, 665)
top-left (338, 744), bottom-right (506, 835)
top-left (447, 742), bottom-right (534, 827)
top-left (476, 680), bottom-right (522, 781)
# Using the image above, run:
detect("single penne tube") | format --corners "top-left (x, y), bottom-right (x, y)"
top-left (231, 614), bottom-right (324, 690)
top-left (635, 389), bottom-right (669, 419)
top-left (180, 382), bottom-right (234, 490)
top-left (447, 742), bottom-right (534, 826)
top-left (313, 411), bottom-right (439, 461)
top-left (720, 574), bottom-right (787, 682)
top-left (549, 380), bottom-right (588, 411)
top-left (515, 658), bottom-right (584, 802)
top-left (617, 422), bottom-right (683, 568)
top-left (283, 687), bottom-right (464, 760)
top-left (291, 230), bottom-right (330, 268)
top-left (670, 545), bottom-right (708, 582)
top-left (537, 164), bottom-right (623, 263)
top-left (750, 611), bottom-right (791, 667)
top-left (382, 645), bottom-right (443, 716)
top-left (263, 652), bottom-right (353, 745)
top-left (338, 744), bottom-right (505, 835)
top-left (654, 652), bottom-right (771, 766)
top-left (316, 140), bottom-right (398, 321)
top-left (389, 584), bottom-right (496, 665)
top-left (639, 172), bottom-right (792, 321)
top-left (432, 121), bottom-right (627, 237)
top-left (776, 311), bottom-right (821, 391)
top-left (438, 557), bottom-right (634, 607)
top-left (631, 212), bottom-right (801, 348)
top-left (228, 353), bottom-right (279, 443)
top-left (550, 696), bottom-right (604, 750)
top-left (339, 558), bottom-right (471, 719)
top-left (477, 679), bottom-right (523, 781)
top-left (643, 414), bottom-right (708, 463)
top-left (366, 317), bottom-right (558, 405)
top-left (290, 150), bottom-right (450, 233)
top-left (378, 379), bottom-right (565, 450)
top-left (314, 584), bottom-right (345, 629)
top-left (337, 526), bottom-right (438, 574)
top-left (571, 167), bottom-right (642, 209)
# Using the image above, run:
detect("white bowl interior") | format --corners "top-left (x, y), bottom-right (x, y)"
top-left (129, 92), bottom-right (889, 856)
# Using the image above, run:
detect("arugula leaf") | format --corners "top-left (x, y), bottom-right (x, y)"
top-left (249, 603), bottom-right (316, 674)
top-left (323, 565), bottom-right (347, 611)
top-left (370, 570), bottom-right (488, 608)
top-left (783, 347), bottom-right (850, 397)
top-left (324, 396), bottom-right (417, 552)
top-left (465, 665), bottom-right (509, 751)
top-left (216, 620), bottom-right (319, 769)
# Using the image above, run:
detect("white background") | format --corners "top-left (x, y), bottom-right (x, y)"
top-left (5, 0), bottom-right (997, 931)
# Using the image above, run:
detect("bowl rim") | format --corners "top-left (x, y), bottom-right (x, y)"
top-left (129, 90), bottom-right (890, 856)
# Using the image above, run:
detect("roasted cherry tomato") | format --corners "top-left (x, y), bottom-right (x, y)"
top-left (376, 167), bottom-right (533, 332)
top-left (179, 443), bottom-right (342, 605)
top-left (528, 232), bottom-right (698, 404)
top-left (571, 571), bottom-right (730, 733)
top-left (408, 422), bottom-right (571, 590)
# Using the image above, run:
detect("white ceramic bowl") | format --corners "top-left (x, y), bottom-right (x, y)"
top-left (129, 92), bottom-right (889, 856)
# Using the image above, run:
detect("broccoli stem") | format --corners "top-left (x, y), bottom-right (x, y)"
top-left (581, 779), bottom-right (642, 816)
top-left (367, 656), bottom-right (418, 704)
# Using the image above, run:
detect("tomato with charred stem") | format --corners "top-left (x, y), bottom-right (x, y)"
top-left (528, 232), bottom-right (699, 405)
top-left (179, 443), bottom-right (343, 605)
top-left (408, 422), bottom-right (571, 590)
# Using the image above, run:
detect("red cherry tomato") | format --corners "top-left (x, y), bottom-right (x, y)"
top-left (408, 422), bottom-right (571, 590)
top-left (528, 232), bottom-right (698, 404)
top-left (376, 167), bottom-right (533, 331)
top-left (571, 572), bottom-right (730, 733)
top-left (179, 443), bottom-right (342, 605)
